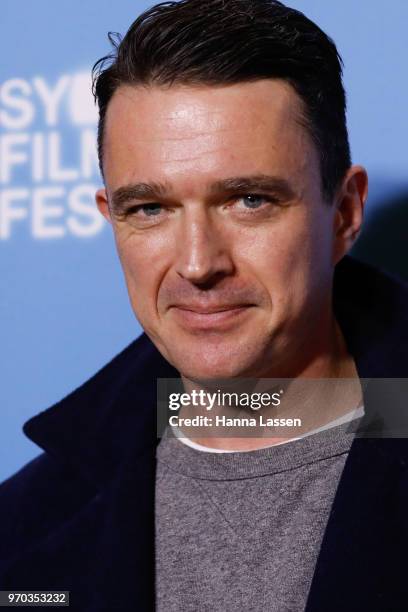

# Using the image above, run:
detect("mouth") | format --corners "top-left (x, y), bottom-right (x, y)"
top-left (169, 304), bottom-right (255, 330)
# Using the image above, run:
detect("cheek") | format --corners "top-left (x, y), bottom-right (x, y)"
top-left (236, 213), bottom-right (310, 273)
top-left (115, 232), bottom-right (169, 314)
top-left (235, 211), bottom-right (329, 308)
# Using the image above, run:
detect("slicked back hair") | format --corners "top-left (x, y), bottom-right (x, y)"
top-left (93, 0), bottom-right (351, 203)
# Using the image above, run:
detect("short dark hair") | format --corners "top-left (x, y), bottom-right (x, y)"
top-left (93, 0), bottom-right (351, 202)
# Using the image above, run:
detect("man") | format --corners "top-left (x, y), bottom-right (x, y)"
top-left (1, 0), bottom-right (407, 610)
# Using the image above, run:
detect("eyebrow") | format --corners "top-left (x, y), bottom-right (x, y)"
top-left (209, 175), bottom-right (295, 198)
top-left (110, 174), bottom-right (296, 215)
top-left (111, 182), bottom-right (168, 215)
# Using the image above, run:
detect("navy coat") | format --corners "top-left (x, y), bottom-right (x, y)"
top-left (1, 255), bottom-right (408, 611)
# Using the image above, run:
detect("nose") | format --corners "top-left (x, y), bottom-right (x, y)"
top-left (175, 208), bottom-right (234, 285)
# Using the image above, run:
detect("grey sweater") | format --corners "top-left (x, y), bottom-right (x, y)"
top-left (155, 421), bottom-right (359, 612)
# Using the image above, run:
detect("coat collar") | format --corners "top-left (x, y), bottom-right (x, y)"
top-left (22, 254), bottom-right (408, 488)
top-left (22, 334), bottom-right (178, 490)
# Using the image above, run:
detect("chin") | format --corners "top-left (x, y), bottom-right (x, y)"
top-left (164, 342), bottom-right (259, 381)
top-left (179, 363), bottom-right (244, 381)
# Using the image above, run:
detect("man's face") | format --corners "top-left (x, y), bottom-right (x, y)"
top-left (97, 80), bottom-right (341, 379)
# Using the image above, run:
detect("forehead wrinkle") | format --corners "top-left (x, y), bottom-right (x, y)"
top-left (131, 130), bottom-right (232, 143)
top-left (158, 149), bottom-right (233, 163)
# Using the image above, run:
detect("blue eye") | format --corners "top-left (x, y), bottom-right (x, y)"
top-left (139, 203), bottom-right (162, 216)
top-left (242, 194), bottom-right (267, 208)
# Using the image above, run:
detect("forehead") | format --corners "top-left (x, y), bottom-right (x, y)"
top-left (102, 80), bottom-right (318, 193)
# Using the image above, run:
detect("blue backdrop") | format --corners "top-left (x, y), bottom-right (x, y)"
top-left (1, 0), bottom-right (407, 482)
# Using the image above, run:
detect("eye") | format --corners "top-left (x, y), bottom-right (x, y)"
top-left (241, 194), bottom-right (269, 209)
top-left (118, 202), bottom-right (169, 227)
top-left (231, 193), bottom-right (279, 212)
top-left (135, 203), bottom-right (162, 216)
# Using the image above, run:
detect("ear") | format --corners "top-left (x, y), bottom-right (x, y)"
top-left (95, 188), bottom-right (112, 224)
top-left (332, 165), bottom-right (368, 265)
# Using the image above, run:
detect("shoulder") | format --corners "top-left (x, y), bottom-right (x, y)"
top-left (334, 255), bottom-right (408, 312)
top-left (334, 256), bottom-right (408, 377)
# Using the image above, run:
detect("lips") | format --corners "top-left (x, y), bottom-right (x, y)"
top-left (169, 303), bottom-right (254, 330)
top-left (172, 304), bottom-right (250, 314)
